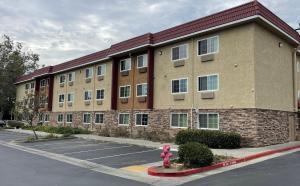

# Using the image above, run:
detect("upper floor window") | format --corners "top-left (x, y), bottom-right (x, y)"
top-left (59, 75), bottom-right (65, 84)
top-left (172, 44), bottom-right (188, 61)
top-left (96, 89), bottom-right (105, 100)
top-left (198, 113), bottom-right (219, 130)
top-left (198, 36), bottom-right (219, 56)
top-left (171, 113), bottom-right (188, 128)
top-left (67, 93), bottom-right (74, 102)
top-left (40, 79), bottom-right (46, 87)
top-left (97, 64), bottom-right (106, 76)
top-left (25, 83), bottom-right (30, 90)
top-left (120, 58), bottom-right (131, 72)
top-left (58, 94), bottom-right (65, 103)
top-left (95, 113), bottom-right (104, 124)
top-left (68, 72), bottom-right (75, 82)
top-left (198, 74), bottom-right (218, 92)
top-left (171, 78), bottom-right (188, 94)
top-left (85, 67), bottom-right (93, 79)
top-left (84, 90), bottom-right (92, 101)
top-left (136, 83), bottom-right (147, 97)
top-left (119, 85), bottom-right (131, 98)
top-left (137, 54), bottom-right (148, 68)
top-left (30, 82), bottom-right (35, 89)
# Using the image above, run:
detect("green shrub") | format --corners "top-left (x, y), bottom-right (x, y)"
top-left (113, 127), bottom-right (129, 138)
top-left (178, 142), bottom-right (213, 168)
top-left (6, 120), bottom-right (25, 128)
top-left (175, 129), bottom-right (241, 149)
top-left (22, 125), bottom-right (90, 135)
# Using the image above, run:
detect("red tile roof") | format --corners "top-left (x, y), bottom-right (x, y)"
top-left (15, 1), bottom-right (300, 84)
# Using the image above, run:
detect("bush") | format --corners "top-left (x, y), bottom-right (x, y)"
top-left (178, 142), bottom-right (213, 168)
top-left (22, 125), bottom-right (90, 135)
top-left (175, 129), bottom-right (241, 149)
top-left (6, 120), bottom-right (25, 128)
top-left (112, 127), bottom-right (129, 138)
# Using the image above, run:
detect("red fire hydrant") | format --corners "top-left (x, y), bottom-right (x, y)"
top-left (160, 145), bottom-right (173, 168)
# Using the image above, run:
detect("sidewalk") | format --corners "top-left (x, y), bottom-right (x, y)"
top-left (6, 129), bottom-right (300, 158)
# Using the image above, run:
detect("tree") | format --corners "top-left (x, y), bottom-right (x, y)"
top-left (0, 35), bottom-right (39, 119)
top-left (14, 93), bottom-right (47, 139)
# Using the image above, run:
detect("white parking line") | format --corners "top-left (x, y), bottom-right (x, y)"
top-left (42, 142), bottom-right (115, 151)
top-left (63, 145), bottom-right (132, 155)
top-left (85, 149), bottom-right (159, 161)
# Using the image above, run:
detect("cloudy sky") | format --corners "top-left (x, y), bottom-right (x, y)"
top-left (0, 0), bottom-right (299, 66)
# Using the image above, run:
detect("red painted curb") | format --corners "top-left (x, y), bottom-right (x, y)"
top-left (148, 144), bottom-right (300, 177)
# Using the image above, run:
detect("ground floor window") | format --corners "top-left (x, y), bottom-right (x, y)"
top-left (135, 113), bottom-right (148, 126)
top-left (119, 113), bottom-right (130, 125)
top-left (198, 113), bottom-right (219, 130)
top-left (57, 114), bottom-right (64, 123)
top-left (83, 113), bottom-right (91, 124)
top-left (66, 113), bottom-right (73, 123)
top-left (44, 114), bottom-right (49, 122)
top-left (171, 113), bottom-right (188, 128)
top-left (38, 113), bottom-right (43, 122)
top-left (95, 113), bottom-right (104, 124)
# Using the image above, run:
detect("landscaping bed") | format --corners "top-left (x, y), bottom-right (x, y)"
top-left (22, 126), bottom-right (90, 135)
top-left (15, 133), bottom-right (76, 143)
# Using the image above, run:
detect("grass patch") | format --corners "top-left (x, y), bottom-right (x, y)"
top-left (22, 126), bottom-right (90, 135)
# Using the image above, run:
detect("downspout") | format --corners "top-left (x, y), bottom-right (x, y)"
top-left (191, 38), bottom-right (195, 129)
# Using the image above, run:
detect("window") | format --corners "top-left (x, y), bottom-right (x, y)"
top-left (198, 36), bottom-right (219, 55)
top-left (135, 113), bottom-right (148, 126)
top-left (198, 74), bottom-right (218, 91)
top-left (85, 67), bottom-right (93, 79)
top-left (136, 83), bottom-right (147, 97)
top-left (84, 90), bottom-right (92, 101)
top-left (198, 113), bottom-right (219, 130)
top-left (171, 78), bottom-right (188, 94)
top-left (59, 75), bottom-right (65, 84)
top-left (25, 83), bottom-right (30, 90)
top-left (58, 94), bottom-right (65, 103)
top-left (66, 113), bottom-right (73, 123)
top-left (137, 54), bottom-right (148, 68)
top-left (97, 64), bottom-right (106, 76)
top-left (171, 113), bottom-right (188, 128)
top-left (119, 113), bottom-right (130, 125)
top-left (172, 44), bottom-right (188, 61)
top-left (30, 82), bottom-right (35, 89)
top-left (44, 114), bottom-right (49, 122)
top-left (95, 113), bottom-right (104, 124)
top-left (40, 79), bottom-right (46, 87)
top-left (120, 58), bottom-right (131, 72)
top-left (38, 113), bottom-right (43, 122)
top-left (67, 93), bottom-right (74, 102)
top-left (68, 72), bottom-right (75, 82)
top-left (119, 85), bottom-right (131, 98)
top-left (83, 113), bottom-right (91, 124)
top-left (96, 89), bottom-right (105, 100)
top-left (57, 114), bottom-right (64, 123)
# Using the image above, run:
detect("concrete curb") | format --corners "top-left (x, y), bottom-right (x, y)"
top-left (148, 144), bottom-right (300, 177)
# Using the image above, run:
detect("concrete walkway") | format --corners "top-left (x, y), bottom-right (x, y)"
top-left (6, 129), bottom-right (300, 158)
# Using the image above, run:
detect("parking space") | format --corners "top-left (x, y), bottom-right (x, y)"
top-left (5, 131), bottom-right (177, 169)
top-left (0, 130), bottom-right (31, 142)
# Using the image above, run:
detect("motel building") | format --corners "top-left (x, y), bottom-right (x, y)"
top-left (15, 1), bottom-right (300, 147)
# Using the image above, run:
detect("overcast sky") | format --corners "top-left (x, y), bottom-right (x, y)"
top-left (0, 0), bottom-right (299, 66)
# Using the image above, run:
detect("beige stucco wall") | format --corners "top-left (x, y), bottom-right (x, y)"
top-left (254, 24), bottom-right (295, 112)
top-left (15, 80), bottom-right (35, 102)
top-left (52, 60), bottom-right (112, 113)
top-left (153, 23), bottom-right (256, 109)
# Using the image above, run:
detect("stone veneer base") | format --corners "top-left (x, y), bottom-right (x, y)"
top-left (42, 108), bottom-right (296, 147)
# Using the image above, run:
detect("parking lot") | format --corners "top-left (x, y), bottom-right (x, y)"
top-left (0, 130), bottom-right (31, 142)
top-left (0, 130), bottom-right (176, 169)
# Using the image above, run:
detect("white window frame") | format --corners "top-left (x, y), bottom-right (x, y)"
top-left (171, 78), bottom-right (188, 94)
top-left (119, 85), bottom-right (131, 98)
top-left (197, 74), bottom-right (219, 92)
top-left (197, 35), bottom-right (219, 56)
top-left (135, 113), bottom-right (148, 126)
top-left (57, 114), bottom-right (64, 123)
top-left (83, 113), bottom-right (91, 124)
top-left (136, 83), bottom-right (147, 97)
top-left (66, 113), bottom-right (73, 123)
top-left (58, 94), bottom-right (65, 103)
top-left (137, 54), bottom-right (148, 68)
top-left (38, 113), bottom-right (44, 122)
top-left (118, 113), bottom-right (130, 125)
top-left (30, 82), bottom-right (35, 89)
top-left (198, 113), bottom-right (219, 130)
top-left (68, 72), bottom-right (75, 82)
top-left (44, 114), bottom-right (50, 122)
top-left (97, 64), bottom-right (106, 76)
top-left (84, 90), bottom-right (92, 101)
top-left (67, 93), bottom-right (74, 103)
top-left (40, 79), bottom-right (46, 87)
top-left (120, 58), bottom-right (131, 72)
top-left (96, 89), bottom-right (105, 100)
top-left (59, 74), bottom-right (65, 84)
top-left (85, 67), bottom-right (93, 79)
top-left (170, 113), bottom-right (188, 128)
top-left (171, 44), bottom-right (188, 61)
top-left (95, 113), bottom-right (104, 124)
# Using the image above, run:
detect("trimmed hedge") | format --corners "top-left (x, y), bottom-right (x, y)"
top-left (175, 129), bottom-right (241, 149)
top-left (22, 126), bottom-right (90, 135)
top-left (178, 142), bottom-right (213, 168)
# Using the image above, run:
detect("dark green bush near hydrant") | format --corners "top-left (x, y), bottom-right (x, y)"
top-left (178, 142), bottom-right (213, 168)
top-left (175, 129), bottom-right (241, 149)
